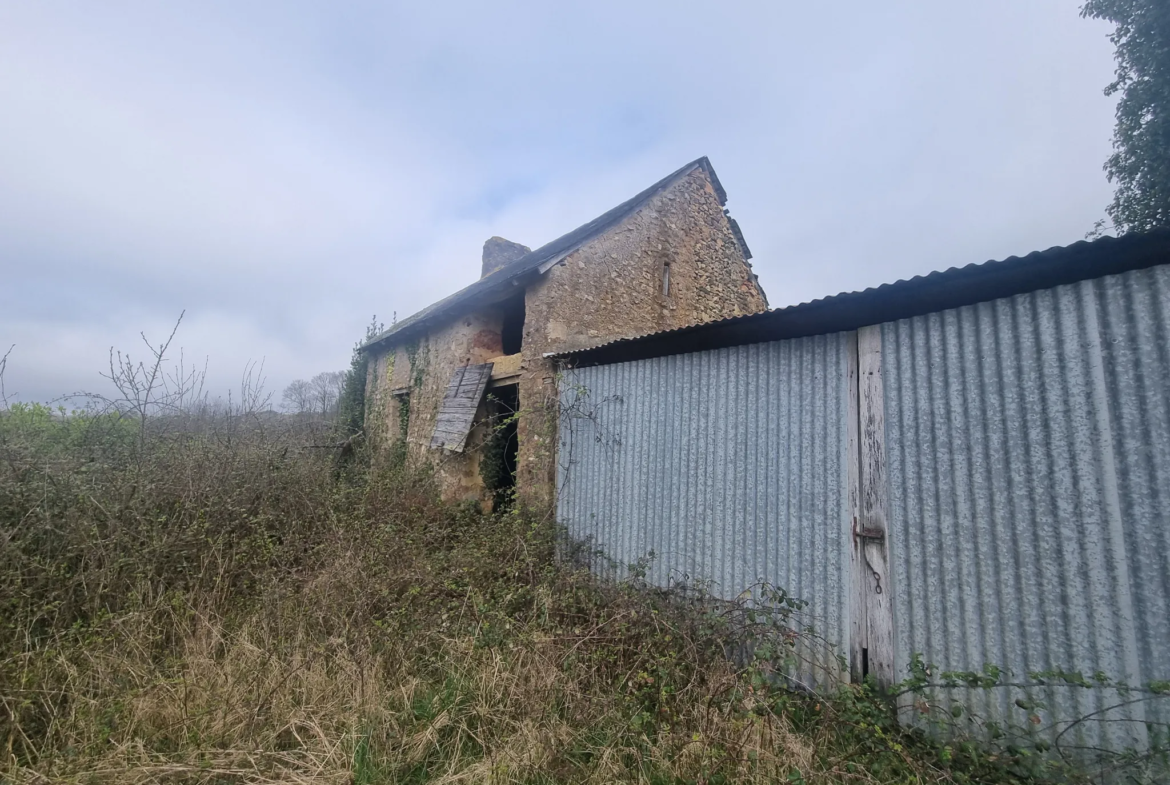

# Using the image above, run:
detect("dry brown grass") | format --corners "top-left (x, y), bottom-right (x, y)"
top-left (5, 604), bottom-right (822, 784)
top-left (0, 408), bottom-right (1072, 784)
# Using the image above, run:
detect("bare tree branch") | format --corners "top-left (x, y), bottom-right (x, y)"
top-left (0, 344), bottom-right (13, 410)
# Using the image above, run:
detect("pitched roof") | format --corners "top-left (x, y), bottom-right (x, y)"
top-left (553, 228), bottom-right (1170, 366)
top-left (362, 157), bottom-right (726, 351)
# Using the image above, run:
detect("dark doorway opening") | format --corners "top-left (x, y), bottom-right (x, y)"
top-left (500, 294), bottom-right (525, 355)
top-left (482, 383), bottom-right (519, 510)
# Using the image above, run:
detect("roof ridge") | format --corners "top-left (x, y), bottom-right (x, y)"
top-left (362, 157), bottom-right (718, 350)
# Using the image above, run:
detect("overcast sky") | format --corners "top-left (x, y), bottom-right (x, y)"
top-left (0, 1), bottom-right (1118, 404)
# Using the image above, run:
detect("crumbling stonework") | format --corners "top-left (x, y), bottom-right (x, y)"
top-left (514, 166), bottom-right (766, 506)
top-left (481, 237), bottom-right (532, 278)
top-left (366, 306), bottom-right (508, 497)
top-left (363, 160), bottom-right (767, 509)
top-left (525, 166), bottom-right (764, 354)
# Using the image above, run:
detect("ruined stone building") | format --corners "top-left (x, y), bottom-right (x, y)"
top-left (362, 157), bottom-right (768, 507)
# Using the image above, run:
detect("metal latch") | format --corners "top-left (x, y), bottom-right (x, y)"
top-left (852, 517), bottom-right (885, 542)
top-left (853, 518), bottom-right (885, 594)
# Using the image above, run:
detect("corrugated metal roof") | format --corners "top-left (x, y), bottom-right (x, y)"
top-left (555, 229), bottom-right (1170, 367)
top-left (362, 157), bottom-right (727, 351)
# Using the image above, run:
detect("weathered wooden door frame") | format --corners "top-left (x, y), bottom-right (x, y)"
top-left (847, 326), bottom-right (895, 686)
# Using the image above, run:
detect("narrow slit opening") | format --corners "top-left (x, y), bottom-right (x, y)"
top-left (501, 294), bottom-right (525, 355)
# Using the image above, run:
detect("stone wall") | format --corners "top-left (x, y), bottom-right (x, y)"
top-left (515, 165), bottom-right (767, 507)
top-left (365, 305), bottom-right (507, 500)
top-left (365, 164), bottom-right (767, 508)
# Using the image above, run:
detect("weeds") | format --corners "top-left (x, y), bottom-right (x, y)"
top-left (0, 346), bottom-right (1101, 784)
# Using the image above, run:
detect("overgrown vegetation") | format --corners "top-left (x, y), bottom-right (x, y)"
top-left (480, 390), bottom-right (520, 512)
top-left (338, 317), bottom-right (384, 438)
top-left (0, 338), bottom-right (1144, 784)
top-left (1082, 0), bottom-right (1170, 233)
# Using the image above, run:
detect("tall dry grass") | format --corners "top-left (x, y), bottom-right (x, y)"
top-left (0, 399), bottom-right (1076, 784)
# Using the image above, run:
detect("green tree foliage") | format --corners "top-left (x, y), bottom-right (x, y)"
top-left (1083, 0), bottom-right (1170, 232)
top-left (337, 316), bottom-right (383, 436)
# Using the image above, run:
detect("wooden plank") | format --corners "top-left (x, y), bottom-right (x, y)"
top-left (448, 383), bottom-right (484, 395)
top-left (859, 326), bottom-right (888, 536)
top-left (430, 362), bottom-right (494, 451)
top-left (488, 352), bottom-right (523, 379)
top-left (443, 387), bottom-right (484, 400)
top-left (846, 331), bottom-right (866, 683)
top-left (445, 396), bottom-right (484, 406)
top-left (858, 324), bottom-right (895, 687)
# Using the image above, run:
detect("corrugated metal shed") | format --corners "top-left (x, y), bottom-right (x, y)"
top-left (881, 268), bottom-right (1170, 754)
top-left (553, 236), bottom-right (1170, 764)
top-left (558, 335), bottom-right (852, 685)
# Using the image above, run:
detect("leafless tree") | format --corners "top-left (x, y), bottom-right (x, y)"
top-left (98, 311), bottom-right (207, 452)
top-left (309, 371), bottom-right (345, 417)
top-left (0, 344), bottom-right (12, 411)
top-left (236, 359), bottom-right (272, 416)
top-left (282, 379), bottom-right (313, 415)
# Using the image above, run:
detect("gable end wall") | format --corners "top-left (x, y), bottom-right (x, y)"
top-left (515, 166), bottom-right (768, 506)
top-left (364, 165), bottom-right (768, 507)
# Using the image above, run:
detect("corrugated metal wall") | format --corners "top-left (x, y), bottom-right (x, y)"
top-left (882, 266), bottom-right (1170, 754)
top-left (557, 335), bottom-right (852, 681)
top-left (555, 264), bottom-right (1170, 758)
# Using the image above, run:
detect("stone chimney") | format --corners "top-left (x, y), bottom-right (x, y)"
top-left (481, 236), bottom-right (531, 278)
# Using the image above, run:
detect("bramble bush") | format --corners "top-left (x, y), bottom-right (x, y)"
top-left (0, 336), bottom-right (1122, 785)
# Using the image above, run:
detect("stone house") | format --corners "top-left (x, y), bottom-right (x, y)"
top-left (361, 157), bottom-right (768, 508)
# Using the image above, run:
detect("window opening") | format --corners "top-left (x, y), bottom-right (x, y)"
top-left (662, 261), bottom-right (671, 297)
top-left (501, 294), bottom-right (525, 355)
top-left (391, 389), bottom-right (411, 439)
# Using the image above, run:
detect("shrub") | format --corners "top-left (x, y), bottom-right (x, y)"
top-left (0, 343), bottom-right (1102, 784)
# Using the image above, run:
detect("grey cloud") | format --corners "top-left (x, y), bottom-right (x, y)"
top-left (0, 0), bottom-right (1119, 403)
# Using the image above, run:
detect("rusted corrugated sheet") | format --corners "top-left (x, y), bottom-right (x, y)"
top-left (557, 335), bottom-right (852, 684)
top-left (882, 266), bottom-right (1170, 756)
